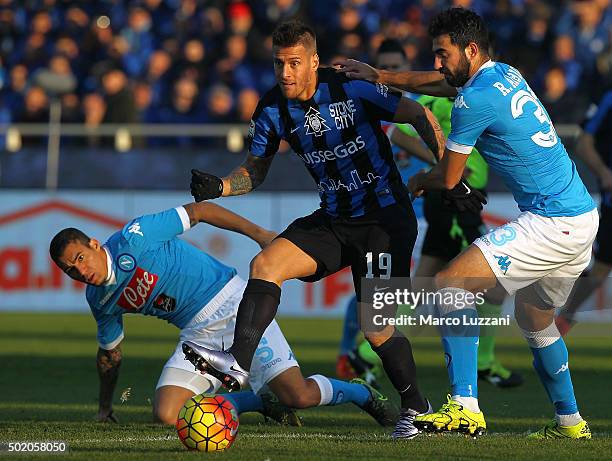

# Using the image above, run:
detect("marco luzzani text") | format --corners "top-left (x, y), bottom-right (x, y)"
top-left (371, 288), bottom-right (511, 327)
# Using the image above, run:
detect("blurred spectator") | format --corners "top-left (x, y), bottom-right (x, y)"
top-left (83, 93), bottom-right (106, 127)
top-left (216, 34), bottom-right (257, 90)
top-left (3, 63), bottom-right (28, 113)
top-left (82, 92), bottom-right (106, 147)
top-left (101, 68), bottom-right (137, 124)
top-left (133, 80), bottom-right (155, 123)
top-left (155, 77), bottom-right (204, 146)
top-left (506, 3), bottom-right (552, 81)
top-left (20, 32), bottom-right (49, 71)
top-left (30, 10), bottom-right (53, 36)
top-left (15, 85), bottom-right (48, 145)
top-left (157, 77), bottom-right (204, 124)
top-left (236, 87), bottom-right (259, 123)
top-left (120, 7), bottom-right (154, 77)
top-left (254, 0), bottom-right (308, 35)
top-left (557, 0), bottom-right (611, 77)
top-left (60, 92), bottom-right (82, 124)
top-left (206, 83), bottom-right (234, 124)
top-left (541, 66), bottom-right (588, 124)
top-left (173, 38), bottom-right (208, 87)
top-left (16, 85), bottom-right (48, 123)
top-left (335, 6), bottom-right (368, 59)
top-left (144, 49), bottom-right (172, 107)
top-left (375, 38), bottom-right (410, 72)
top-left (550, 35), bottom-right (583, 91)
top-left (63, 6), bottom-right (89, 40)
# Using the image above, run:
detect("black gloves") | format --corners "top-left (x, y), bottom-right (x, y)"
top-left (442, 180), bottom-right (487, 213)
top-left (190, 169), bottom-right (223, 202)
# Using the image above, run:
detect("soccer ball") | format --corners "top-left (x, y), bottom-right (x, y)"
top-left (176, 393), bottom-right (239, 452)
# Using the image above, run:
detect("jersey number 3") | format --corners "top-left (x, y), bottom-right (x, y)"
top-left (511, 89), bottom-right (558, 148)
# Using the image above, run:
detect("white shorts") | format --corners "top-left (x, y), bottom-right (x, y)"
top-left (156, 276), bottom-right (298, 394)
top-left (474, 209), bottom-right (599, 308)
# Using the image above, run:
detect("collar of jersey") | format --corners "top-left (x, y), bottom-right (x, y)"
top-left (460, 60), bottom-right (495, 90)
top-left (103, 246), bottom-right (117, 286)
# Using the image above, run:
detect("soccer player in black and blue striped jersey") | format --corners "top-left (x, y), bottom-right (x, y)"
top-left (188, 20), bottom-right (483, 438)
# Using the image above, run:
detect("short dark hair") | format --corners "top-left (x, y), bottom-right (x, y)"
top-left (272, 20), bottom-right (316, 51)
top-left (49, 227), bottom-right (91, 264)
top-left (428, 8), bottom-right (489, 53)
top-left (377, 39), bottom-right (406, 58)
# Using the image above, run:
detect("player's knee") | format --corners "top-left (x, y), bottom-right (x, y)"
top-left (250, 252), bottom-right (280, 280)
top-left (153, 403), bottom-right (181, 425)
top-left (434, 269), bottom-right (451, 290)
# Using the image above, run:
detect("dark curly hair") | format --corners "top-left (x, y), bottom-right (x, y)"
top-left (272, 20), bottom-right (317, 51)
top-left (429, 8), bottom-right (489, 54)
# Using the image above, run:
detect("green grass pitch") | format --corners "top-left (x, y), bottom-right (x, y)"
top-left (1, 313), bottom-right (611, 460)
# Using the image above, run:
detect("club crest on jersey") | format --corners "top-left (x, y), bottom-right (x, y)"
top-left (304, 106), bottom-right (331, 137)
top-left (117, 267), bottom-right (158, 311)
top-left (116, 253), bottom-right (135, 272)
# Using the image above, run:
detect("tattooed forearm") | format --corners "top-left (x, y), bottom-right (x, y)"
top-left (412, 107), bottom-right (446, 162)
top-left (97, 345), bottom-right (122, 411)
top-left (97, 346), bottom-right (122, 375)
top-left (227, 167), bottom-right (253, 195)
top-left (225, 155), bottom-right (273, 196)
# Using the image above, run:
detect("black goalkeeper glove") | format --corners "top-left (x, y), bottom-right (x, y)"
top-left (190, 169), bottom-right (223, 202)
top-left (442, 180), bottom-right (487, 213)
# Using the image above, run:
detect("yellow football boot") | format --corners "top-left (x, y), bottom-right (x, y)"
top-left (414, 395), bottom-right (486, 437)
top-left (528, 420), bottom-right (591, 439)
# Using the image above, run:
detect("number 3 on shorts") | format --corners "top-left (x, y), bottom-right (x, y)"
top-left (490, 225), bottom-right (517, 246)
top-left (366, 252), bottom-right (392, 279)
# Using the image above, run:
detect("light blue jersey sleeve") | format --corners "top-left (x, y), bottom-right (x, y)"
top-left (121, 207), bottom-right (190, 249)
top-left (446, 88), bottom-right (497, 154)
top-left (87, 288), bottom-right (124, 350)
top-left (94, 311), bottom-right (124, 350)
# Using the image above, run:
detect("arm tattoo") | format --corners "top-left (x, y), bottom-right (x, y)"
top-left (97, 345), bottom-right (121, 411)
top-left (97, 346), bottom-right (122, 375)
top-left (412, 108), bottom-right (446, 162)
top-left (226, 155), bottom-right (273, 196)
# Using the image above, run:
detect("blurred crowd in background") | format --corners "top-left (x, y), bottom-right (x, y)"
top-left (0, 0), bottom-right (610, 141)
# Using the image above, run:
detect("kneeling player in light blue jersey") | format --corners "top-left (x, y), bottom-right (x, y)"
top-left (49, 201), bottom-right (397, 427)
top-left (338, 7), bottom-right (598, 439)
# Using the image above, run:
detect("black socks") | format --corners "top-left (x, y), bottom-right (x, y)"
top-left (372, 332), bottom-right (428, 413)
top-left (229, 279), bottom-right (281, 370)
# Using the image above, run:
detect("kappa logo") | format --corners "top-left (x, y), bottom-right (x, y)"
top-left (304, 106), bottom-right (331, 137)
top-left (494, 255), bottom-right (511, 274)
top-left (454, 95), bottom-right (470, 109)
top-left (117, 253), bottom-right (135, 272)
top-left (554, 362), bottom-right (569, 375)
top-left (127, 222), bottom-right (143, 236)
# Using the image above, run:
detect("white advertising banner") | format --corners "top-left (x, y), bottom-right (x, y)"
top-left (0, 190), bottom-right (608, 320)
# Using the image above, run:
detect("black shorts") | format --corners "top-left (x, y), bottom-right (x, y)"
top-left (278, 201), bottom-right (418, 300)
top-left (595, 202), bottom-right (612, 264)
top-left (421, 190), bottom-right (484, 262)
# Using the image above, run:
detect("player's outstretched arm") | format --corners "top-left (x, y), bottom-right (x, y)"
top-left (190, 153), bottom-right (274, 201)
top-left (388, 125), bottom-right (437, 166)
top-left (334, 58), bottom-right (457, 97)
top-left (96, 344), bottom-right (122, 423)
top-left (393, 100), bottom-right (446, 162)
top-left (183, 201), bottom-right (276, 249)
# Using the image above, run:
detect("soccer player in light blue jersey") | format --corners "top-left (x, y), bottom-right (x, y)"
top-left (49, 201), bottom-right (397, 427)
top-left (337, 8), bottom-right (598, 439)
